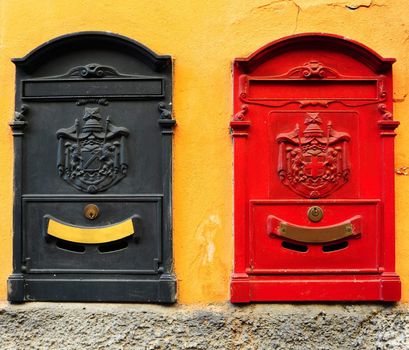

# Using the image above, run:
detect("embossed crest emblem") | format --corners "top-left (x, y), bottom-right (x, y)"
top-left (276, 113), bottom-right (350, 198)
top-left (57, 107), bottom-right (129, 193)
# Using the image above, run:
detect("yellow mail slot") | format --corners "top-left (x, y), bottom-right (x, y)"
top-left (46, 216), bottom-right (135, 244)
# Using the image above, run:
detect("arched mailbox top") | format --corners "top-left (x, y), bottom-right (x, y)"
top-left (12, 31), bottom-right (171, 72)
top-left (235, 33), bottom-right (395, 74)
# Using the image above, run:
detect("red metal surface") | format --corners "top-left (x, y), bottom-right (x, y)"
top-left (230, 33), bottom-right (401, 302)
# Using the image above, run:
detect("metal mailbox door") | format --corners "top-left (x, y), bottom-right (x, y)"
top-left (230, 33), bottom-right (401, 302)
top-left (8, 32), bottom-right (176, 302)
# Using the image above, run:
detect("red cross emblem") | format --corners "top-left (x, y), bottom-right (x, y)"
top-left (276, 112), bottom-right (350, 198)
top-left (303, 154), bottom-right (326, 178)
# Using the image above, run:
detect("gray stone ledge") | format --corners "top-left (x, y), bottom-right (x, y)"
top-left (1, 302), bottom-right (409, 349)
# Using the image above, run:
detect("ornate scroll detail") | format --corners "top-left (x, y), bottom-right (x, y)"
top-left (13, 104), bottom-right (29, 122)
top-left (238, 62), bottom-right (387, 110)
top-left (286, 61), bottom-right (339, 79)
top-left (230, 105), bottom-right (251, 136)
top-left (233, 105), bottom-right (248, 121)
top-left (158, 102), bottom-right (172, 119)
top-left (66, 63), bottom-right (122, 78)
top-left (45, 63), bottom-right (136, 80)
top-left (57, 107), bottom-right (129, 193)
top-left (157, 102), bottom-right (176, 132)
top-left (299, 100), bottom-right (330, 108)
top-left (10, 104), bottom-right (29, 133)
top-left (377, 103), bottom-right (399, 135)
top-left (378, 103), bottom-right (393, 120)
top-left (277, 113), bottom-right (350, 199)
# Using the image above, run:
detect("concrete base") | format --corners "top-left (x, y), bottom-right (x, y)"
top-left (1, 302), bottom-right (409, 349)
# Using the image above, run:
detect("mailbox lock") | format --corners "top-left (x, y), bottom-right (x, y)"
top-left (307, 206), bottom-right (323, 222)
top-left (84, 204), bottom-right (100, 220)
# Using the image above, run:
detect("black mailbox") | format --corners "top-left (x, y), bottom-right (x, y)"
top-left (8, 32), bottom-right (176, 302)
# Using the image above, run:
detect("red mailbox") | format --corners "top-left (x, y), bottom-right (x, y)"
top-left (230, 33), bottom-right (401, 302)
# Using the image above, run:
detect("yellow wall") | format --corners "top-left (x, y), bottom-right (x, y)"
top-left (1, 0), bottom-right (409, 303)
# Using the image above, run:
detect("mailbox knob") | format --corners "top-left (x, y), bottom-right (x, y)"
top-left (84, 204), bottom-right (100, 220)
top-left (307, 206), bottom-right (323, 222)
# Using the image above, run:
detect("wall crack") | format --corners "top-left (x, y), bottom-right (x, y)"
top-left (292, 1), bottom-right (301, 33)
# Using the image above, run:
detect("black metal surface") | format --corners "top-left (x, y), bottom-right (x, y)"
top-left (8, 32), bottom-right (176, 303)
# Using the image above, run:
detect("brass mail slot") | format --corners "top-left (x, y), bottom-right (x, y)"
top-left (267, 215), bottom-right (361, 244)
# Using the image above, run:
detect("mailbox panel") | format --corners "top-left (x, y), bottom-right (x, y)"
top-left (250, 200), bottom-right (380, 272)
top-left (23, 196), bottom-right (162, 272)
top-left (230, 33), bottom-right (400, 302)
top-left (23, 101), bottom-right (164, 194)
top-left (8, 32), bottom-right (176, 303)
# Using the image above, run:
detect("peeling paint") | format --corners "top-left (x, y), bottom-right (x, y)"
top-left (394, 93), bottom-right (408, 103)
top-left (195, 215), bottom-right (221, 264)
top-left (345, 0), bottom-right (387, 9)
top-left (290, 0), bottom-right (385, 10)
top-left (345, 0), bottom-right (372, 10)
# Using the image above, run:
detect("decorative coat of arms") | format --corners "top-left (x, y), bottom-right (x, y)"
top-left (276, 113), bottom-right (350, 198)
top-left (57, 107), bottom-right (129, 193)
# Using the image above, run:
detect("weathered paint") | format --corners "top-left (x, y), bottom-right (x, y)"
top-left (0, 0), bottom-right (409, 303)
